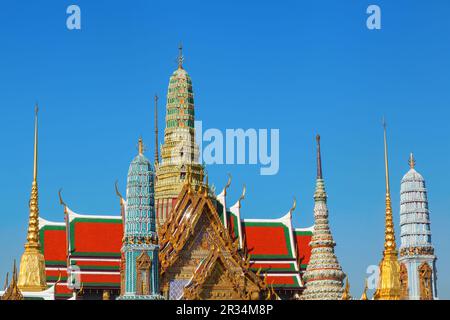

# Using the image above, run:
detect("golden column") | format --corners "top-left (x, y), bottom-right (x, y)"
top-left (373, 120), bottom-right (401, 300)
top-left (17, 104), bottom-right (47, 291)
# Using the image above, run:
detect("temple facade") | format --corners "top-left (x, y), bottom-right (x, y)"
top-left (399, 154), bottom-right (438, 300)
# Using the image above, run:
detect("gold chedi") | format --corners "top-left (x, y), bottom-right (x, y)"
top-left (17, 105), bottom-right (47, 292)
top-left (373, 121), bottom-right (401, 300)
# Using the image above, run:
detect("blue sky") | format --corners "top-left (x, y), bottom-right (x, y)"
top-left (0, 0), bottom-right (449, 298)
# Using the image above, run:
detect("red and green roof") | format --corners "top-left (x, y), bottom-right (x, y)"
top-left (67, 208), bottom-right (122, 258)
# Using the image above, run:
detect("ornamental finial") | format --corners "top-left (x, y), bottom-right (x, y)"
top-left (383, 117), bottom-right (390, 194)
top-left (138, 136), bottom-right (144, 155)
top-left (58, 188), bottom-right (67, 213)
top-left (289, 197), bottom-right (297, 216)
top-left (409, 152), bottom-right (415, 169)
top-left (238, 185), bottom-right (246, 208)
top-left (178, 42), bottom-right (184, 69)
top-left (361, 278), bottom-right (368, 300)
top-left (316, 134), bottom-right (322, 179)
top-left (342, 277), bottom-right (351, 300)
top-left (33, 103), bottom-right (39, 183)
top-left (223, 173), bottom-right (232, 196)
top-left (154, 94), bottom-right (159, 164)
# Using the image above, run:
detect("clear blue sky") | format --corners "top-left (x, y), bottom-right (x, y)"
top-left (0, 0), bottom-right (449, 298)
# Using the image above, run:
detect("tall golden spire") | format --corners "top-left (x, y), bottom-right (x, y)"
top-left (17, 104), bottom-right (47, 292)
top-left (382, 119), bottom-right (396, 253)
top-left (373, 119), bottom-right (401, 300)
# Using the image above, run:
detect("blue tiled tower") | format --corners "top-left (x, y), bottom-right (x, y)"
top-left (118, 138), bottom-right (164, 300)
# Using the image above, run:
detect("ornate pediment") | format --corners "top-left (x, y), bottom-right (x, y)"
top-left (158, 182), bottom-right (268, 300)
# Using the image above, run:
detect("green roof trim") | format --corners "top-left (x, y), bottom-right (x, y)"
top-left (70, 252), bottom-right (121, 258)
top-left (83, 282), bottom-right (120, 287)
top-left (45, 260), bottom-right (67, 266)
top-left (39, 224), bottom-right (66, 255)
top-left (75, 265), bottom-right (120, 271)
top-left (295, 230), bottom-right (313, 236)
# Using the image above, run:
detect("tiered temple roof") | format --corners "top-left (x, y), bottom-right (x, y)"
top-left (38, 182), bottom-right (313, 299)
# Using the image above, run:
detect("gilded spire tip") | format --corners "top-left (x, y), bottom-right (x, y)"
top-left (409, 152), bottom-right (415, 169)
top-left (383, 119), bottom-right (390, 194)
top-left (138, 136), bottom-right (144, 155)
top-left (33, 104), bottom-right (39, 183)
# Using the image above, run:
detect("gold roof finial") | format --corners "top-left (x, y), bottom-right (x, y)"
top-left (33, 103), bottom-right (38, 182)
top-left (382, 119), bottom-right (396, 252)
top-left (289, 197), bottom-right (297, 216)
top-left (341, 277), bottom-right (351, 300)
top-left (204, 172), bottom-right (209, 196)
top-left (177, 42), bottom-right (184, 69)
top-left (409, 152), bottom-right (415, 169)
top-left (138, 136), bottom-right (144, 155)
top-left (58, 188), bottom-right (68, 215)
top-left (361, 278), bottom-right (368, 300)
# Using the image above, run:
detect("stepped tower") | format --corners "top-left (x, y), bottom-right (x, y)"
top-left (399, 153), bottom-right (438, 300)
top-left (373, 121), bottom-right (401, 300)
top-left (119, 138), bottom-right (164, 300)
top-left (155, 44), bottom-right (204, 227)
top-left (301, 135), bottom-right (345, 300)
top-left (17, 105), bottom-right (47, 292)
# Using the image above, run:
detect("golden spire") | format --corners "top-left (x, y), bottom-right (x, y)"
top-left (17, 104), bottom-right (47, 292)
top-left (2, 260), bottom-right (23, 300)
top-left (373, 119), bottom-right (401, 300)
top-left (382, 120), bottom-right (396, 253)
top-left (361, 278), bottom-right (368, 300)
top-left (409, 152), bottom-right (415, 169)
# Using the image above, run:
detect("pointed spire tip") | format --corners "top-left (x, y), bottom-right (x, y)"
top-left (316, 134), bottom-right (322, 179)
top-left (409, 152), bottom-right (415, 169)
